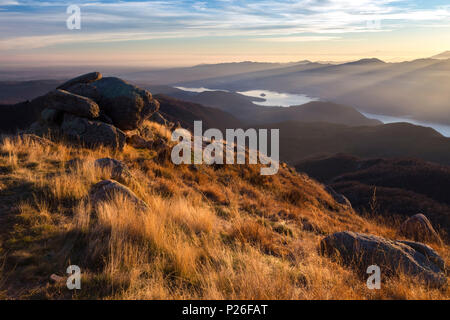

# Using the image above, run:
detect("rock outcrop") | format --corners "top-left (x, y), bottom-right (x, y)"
top-left (57, 71), bottom-right (102, 90)
top-left (27, 72), bottom-right (160, 151)
top-left (88, 77), bottom-right (160, 131)
top-left (320, 231), bottom-right (447, 288)
top-left (400, 214), bottom-right (442, 244)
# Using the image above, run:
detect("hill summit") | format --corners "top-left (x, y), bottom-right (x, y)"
top-left (0, 73), bottom-right (448, 299)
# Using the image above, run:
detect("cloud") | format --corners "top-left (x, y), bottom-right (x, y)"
top-left (1, 0), bottom-right (450, 51)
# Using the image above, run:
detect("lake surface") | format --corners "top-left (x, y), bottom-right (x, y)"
top-left (237, 90), bottom-right (319, 107)
top-left (174, 86), bottom-right (450, 137)
top-left (175, 86), bottom-right (229, 93)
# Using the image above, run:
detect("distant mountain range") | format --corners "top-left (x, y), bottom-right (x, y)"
top-left (168, 57), bottom-right (450, 126)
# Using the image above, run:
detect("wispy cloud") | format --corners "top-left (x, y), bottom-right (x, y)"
top-left (0, 0), bottom-right (449, 56)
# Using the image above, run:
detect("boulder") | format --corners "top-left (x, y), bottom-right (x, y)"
top-left (57, 72), bottom-right (102, 90)
top-left (41, 108), bottom-right (63, 125)
top-left (42, 89), bottom-right (100, 119)
top-left (400, 214), bottom-right (442, 244)
top-left (325, 186), bottom-right (352, 208)
top-left (90, 77), bottom-right (159, 130)
top-left (61, 114), bottom-right (126, 150)
top-left (94, 158), bottom-right (134, 183)
top-left (65, 83), bottom-right (101, 102)
top-left (320, 231), bottom-right (447, 288)
top-left (89, 179), bottom-right (148, 210)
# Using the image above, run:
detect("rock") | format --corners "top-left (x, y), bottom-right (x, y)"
top-left (49, 274), bottom-right (65, 284)
top-left (149, 112), bottom-right (169, 126)
top-left (65, 83), bottom-right (101, 102)
top-left (90, 77), bottom-right (159, 130)
top-left (42, 89), bottom-right (100, 119)
top-left (400, 214), bottom-right (442, 244)
top-left (17, 133), bottom-right (54, 147)
top-left (41, 108), bottom-right (63, 125)
top-left (89, 179), bottom-right (148, 210)
top-left (57, 72), bottom-right (102, 90)
top-left (94, 158), bottom-right (134, 183)
top-left (61, 114), bottom-right (126, 150)
top-left (325, 186), bottom-right (352, 208)
top-left (127, 134), bottom-right (152, 149)
top-left (320, 231), bottom-right (447, 288)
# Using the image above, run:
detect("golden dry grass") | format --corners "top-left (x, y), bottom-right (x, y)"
top-left (0, 126), bottom-right (448, 300)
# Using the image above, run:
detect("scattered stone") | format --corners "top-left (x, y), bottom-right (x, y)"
top-left (127, 134), bottom-right (152, 149)
top-left (90, 77), bottom-right (159, 130)
top-left (400, 214), bottom-right (442, 244)
top-left (320, 231), bottom-right (447, 288)
top-left (89, 179), bottom-right (148, 210)
top-left (149, 112), bottom-right (169, 126)
top-left (94, 158), bottom-right (134, 183)
top-left (50, 274), bottom-right (65, 284)
top-left (18, 133), bottom-right (54, 147)
top-left (325, 186), bottom-right (352, 208)
top-left (42, 89), bottom-right (100, 119)
top-left (61, 113), bottom-right (126, 150)
top-left (57, 72), bottom-right (102, 90)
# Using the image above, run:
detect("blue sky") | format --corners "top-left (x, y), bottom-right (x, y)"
top-left (1, 0), bottom-right (449, 66)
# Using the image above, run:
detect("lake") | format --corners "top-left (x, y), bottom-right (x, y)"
top-left (237, 90), bottom-right (319, 107)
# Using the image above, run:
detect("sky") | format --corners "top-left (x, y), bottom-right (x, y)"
top-left (0, 0), bottom-right (450, 67)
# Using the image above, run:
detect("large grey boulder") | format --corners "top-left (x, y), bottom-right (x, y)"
top-left (57, 72), bottom-right (102, 90)
top-left (320, 231), bottom-right (447, 288)
top-left (61, 114), bottom-right (126, 150)
top-left (89, 179), bottom-right (148, 210)
top-left (90, 77), bottom-right (159, 131)
top-left (400, 214), bottom-right (442, 244)
top-left (42, 89), bottom-right (100, 119)
top-left (94, 158), bottom-right (134, 183)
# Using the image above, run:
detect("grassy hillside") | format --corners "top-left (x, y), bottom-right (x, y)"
top-left (1, 125), bottom-right (448, 299)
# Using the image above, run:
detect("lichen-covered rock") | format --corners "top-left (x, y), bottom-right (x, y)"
top-left (89, 179), bottom-right (148, 211)
top-left (61, 114), bottom-right (126, 150)
top-left (400, 214), bottom-right (442, 244)
top-left (57, 72), bottom-right (102, 90)
top-left (90, 77), bottom-right (159, 130)
top-left (42, 89), bottom-right (100, 119)
top-left (320, 231), bottom-right (447, 288)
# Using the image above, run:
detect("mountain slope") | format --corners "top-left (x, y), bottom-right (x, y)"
top-left (295, 154), bottom-right (450, 232)
top-left (253, 121), bottom-right (450, 165)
